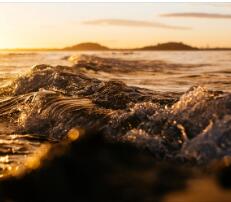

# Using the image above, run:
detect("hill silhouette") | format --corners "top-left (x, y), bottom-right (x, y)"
top-left (63, 42), bottom-right (109, 51)
top-left (138, 42), bottom-right (198, 51)
top-left (62, 42), bottom-right (197, 51)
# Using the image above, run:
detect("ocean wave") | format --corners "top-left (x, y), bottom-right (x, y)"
top-left (66, 54), bottom-right (209, 73)
top-left (0, 64), bottom-right (231, 164)
top-left (0, 52), bottom-right (37, 58)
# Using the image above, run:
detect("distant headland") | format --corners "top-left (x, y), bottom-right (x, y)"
top-left (1, 42), bottom-right (231, 51)
top-left (137, 42), bottom-right (198, 51)
top-left (63, 43), bottom-right (109, 51)
top-left (63, 42), bottom-right (198, 51)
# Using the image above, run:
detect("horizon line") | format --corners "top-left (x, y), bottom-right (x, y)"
top-left (0, 41), bottom-right (231, 51)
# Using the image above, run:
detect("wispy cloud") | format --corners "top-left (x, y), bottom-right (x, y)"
top-left (83, 19), bottom-right (190, 30)
top-left (206, 3), bottom-right (231, 7)
top-left (161, 12), bottom-right (231, 19)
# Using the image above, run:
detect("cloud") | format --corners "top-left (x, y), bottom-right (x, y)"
top-left (206, 3), bottom-right (231, 7)
top-left (82, 19), bottom-right (190, 30)
top-left (161, 12), bottom-right (231, 19)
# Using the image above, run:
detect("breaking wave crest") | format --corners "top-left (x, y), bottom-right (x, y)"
top-left (1, 61), bottom-right (231, 166)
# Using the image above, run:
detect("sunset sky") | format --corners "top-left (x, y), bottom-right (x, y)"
top-left (0, 3), bottom-right (231, 49)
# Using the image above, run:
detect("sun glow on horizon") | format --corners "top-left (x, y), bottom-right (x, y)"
top-left (0, 3), bottom-right (231, 49)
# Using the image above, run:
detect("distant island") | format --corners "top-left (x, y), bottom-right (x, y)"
top-left (62, 42), bottom-right (198, 51)
top-left (63, 42), bottom-right (109, 51)
top-left (137, 42), bottom-right (198, 51)
top-left (1, 42), bottom-right (231, 51)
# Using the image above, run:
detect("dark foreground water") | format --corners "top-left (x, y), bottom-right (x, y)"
top-left (0, 51), bottom-right (231, 201)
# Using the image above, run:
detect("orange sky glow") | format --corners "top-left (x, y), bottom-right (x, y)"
top-left (0, 3), bottom-right (231, 49)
